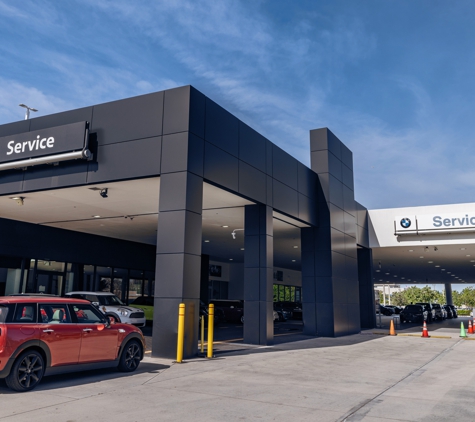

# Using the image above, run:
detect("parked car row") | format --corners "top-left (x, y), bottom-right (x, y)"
top-left (399, 303), bottom-right (458, 324)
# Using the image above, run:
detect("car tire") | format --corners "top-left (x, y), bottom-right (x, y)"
top-left (5, 350), bottom-right (45, 392)
top-left (118, 340), bottom-right (142, 372)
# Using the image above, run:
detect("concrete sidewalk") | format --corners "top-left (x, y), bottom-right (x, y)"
top-left (1, 333), bottom-right (475, 421)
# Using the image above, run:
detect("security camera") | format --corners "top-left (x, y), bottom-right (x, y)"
top-left (100, 188), bottom-right (108, 198)
top-left (11, 196), bottom-right (24, 206)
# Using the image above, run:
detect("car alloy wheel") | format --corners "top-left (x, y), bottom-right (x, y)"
top-left (6, 350), bottom-right (45, 392)
top-left (118, 340), bottom-right (141, 372)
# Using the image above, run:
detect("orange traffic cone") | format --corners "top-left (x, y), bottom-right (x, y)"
top-left (421, 321), bottom-right (430, 338)
top-left (389, 319), bottom-right (396, 336)
top-left (468, 320), bottom-right (474, 335)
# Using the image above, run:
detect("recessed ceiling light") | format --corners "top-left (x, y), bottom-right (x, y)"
top-left (222, 225), bottom-right (229, 228)
top-left (376, 270), bottom-right (380, 272)
top-left (466, 255), bottom-right (471, 257)
top-left (460, 248), bottom-right (466, 250)
top-left (385, 273), bottom-right (390, 275)
top-left (470, 260), bottom-right (475, 263)
top-left (229, 258), bottom-right (233, 261)
top-left (204, 240), bottom-right (210, 243)
top-left (441, 269), bottom-right (445, 271)
top-left (393, 275), bottom-right (397, 277)
top-left (240, 248), bottom-right (245, 250)
top-left (92, 215), bottom-right (101, 218)
top-left (447, 272), bottom-right (451, 274)
top-left (292, 260), bottom-right (296, 262)
top-left (409, 250), bottom-right (413, 252)
top-left (293, 246), bottom-right (298, 249)
top-left (435, 265), bottom-right (440, 267)
top-left (401, 277), bottom-right (405, 279)
top-left (419, 256), bottom-right (424, 258)
top-left (428, 261), bottom-right (433, 263)
top-left (379, 279), bottom-right (383, 281)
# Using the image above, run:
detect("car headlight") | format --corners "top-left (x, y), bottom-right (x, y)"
top-left (119, 308), bottom-right (129, 316)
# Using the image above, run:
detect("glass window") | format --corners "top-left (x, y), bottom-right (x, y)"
top-left (129, 270), bottom-right (144, 302)
top-left (96, 267), bottom-right (112, 292)
top-left (13, 304), bottom-right (37, 323)
top-left (72, 304), bottom-right (106, 324)
top-left (0, 305), bottom-right (9, 323)
top-left (98, 295), bottom-right (124, 306)
top-left (112, 268), bottom-right (128, 301)
top-left (39, 304), bottom-right (71, 324)
top-left (82, 265), bottom-right (95, 291)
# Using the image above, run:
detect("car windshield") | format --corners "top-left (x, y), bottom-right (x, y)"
top-left (98, 295), bottom-right (124, 306)
top-left (404, 305), bottom-right (422, 312)
top-left (0, 305), bottom-right (8, 323)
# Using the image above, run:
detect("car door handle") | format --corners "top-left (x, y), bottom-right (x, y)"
top-left (42, 329), bottom-right (54, 333)
top-left (83, 328), bottom-right (93, 333)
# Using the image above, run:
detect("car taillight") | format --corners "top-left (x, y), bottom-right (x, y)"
top-left (0, 326), bottom-right (4, 352)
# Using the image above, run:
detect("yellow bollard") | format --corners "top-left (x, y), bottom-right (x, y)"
top-left (200, 315), bottom-right (205, 354)
top-left (176, 303), bottom-right (185, 363)
top-left (207, 304), bottom-right (214, 358)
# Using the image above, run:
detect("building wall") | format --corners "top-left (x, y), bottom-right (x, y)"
top-left (0, 86), bottom-right (319, 229)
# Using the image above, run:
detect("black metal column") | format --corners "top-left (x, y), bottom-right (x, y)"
top-left (243, 204), bottom-right (273, 345)
top-left (357, 246), bottom-right (376, 329)
top-left (152, 170), bottom-right (203, 359)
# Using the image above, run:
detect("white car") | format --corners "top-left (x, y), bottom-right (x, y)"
top-left (66, 291), bottom-right (146, 327)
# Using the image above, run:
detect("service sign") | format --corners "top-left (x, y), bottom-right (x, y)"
top-left (0, 121), bottom-right (87, 164)
top-left (395, 213), bottom-right (475, 234)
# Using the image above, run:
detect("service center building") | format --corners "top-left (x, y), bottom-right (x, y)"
top-left (0, 86), bottom-right (374, 358)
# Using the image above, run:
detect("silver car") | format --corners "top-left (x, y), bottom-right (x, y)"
top-left (66, 291), bottom-right (146, 327)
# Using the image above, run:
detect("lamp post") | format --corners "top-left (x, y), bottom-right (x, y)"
top-left (19, 104), bottom-right (38, 120)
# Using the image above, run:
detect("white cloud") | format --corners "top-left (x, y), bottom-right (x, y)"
top-left (0, 77), bottom-right (72, 122)
top-left (1, 0), bottom-right (470, 210)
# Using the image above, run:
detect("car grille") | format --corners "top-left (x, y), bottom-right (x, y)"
top-left (130, 312), bottom-right (145, 319)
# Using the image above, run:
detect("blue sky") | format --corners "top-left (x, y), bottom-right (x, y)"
top-left (1, 1), bottom-right (475, 210)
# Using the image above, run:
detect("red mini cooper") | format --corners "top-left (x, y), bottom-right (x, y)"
top-left (0, 296), bottom-right (145, 392)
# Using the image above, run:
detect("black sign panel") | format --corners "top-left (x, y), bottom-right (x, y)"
top-left (0, 121), bottom-right (87, 164)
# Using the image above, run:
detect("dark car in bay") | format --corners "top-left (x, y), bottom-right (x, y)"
top-left (385, 305), bottom-right (402, 314)
top-left (209, 300), bottom-right (244, 323)
top-left (276, 301), bottom-right (302, 320)
top-left (379, 305), bottom-right (394, 316)
top-left (443, 305), bottom-right (453, 319)
top-left (273, 302), bottom-right (292, 321)
top-left (400, 304), bottom-right (427, 323)
top-left (448, 305), bottom-right (458, 318)
top-left (415, 303), bottom-right (436, 322)
top-left (431, 303), bottom-right (445, 320)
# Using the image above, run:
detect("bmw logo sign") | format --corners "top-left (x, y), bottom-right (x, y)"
top-left (400, 218), bottom-right (411, 228)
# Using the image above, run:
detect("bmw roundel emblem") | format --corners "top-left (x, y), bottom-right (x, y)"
top-left (400, 218), bottom-right (411, 228)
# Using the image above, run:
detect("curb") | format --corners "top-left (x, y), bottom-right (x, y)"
top-left (369, 331), bottom-right (475, 339)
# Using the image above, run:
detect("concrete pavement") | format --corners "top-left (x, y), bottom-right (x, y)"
top-left (1, 324), bottom-right (475, 421)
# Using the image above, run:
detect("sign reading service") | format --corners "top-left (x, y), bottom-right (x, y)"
top-left (0, 121), bottom-right (88, 164)
top-left (395, 213), bottom-right (475, 235)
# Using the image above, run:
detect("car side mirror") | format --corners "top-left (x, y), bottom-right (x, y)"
top-left (108, 316), bottom-right (116, 325)
top-left (92, 302), bottom-right (100, 307)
